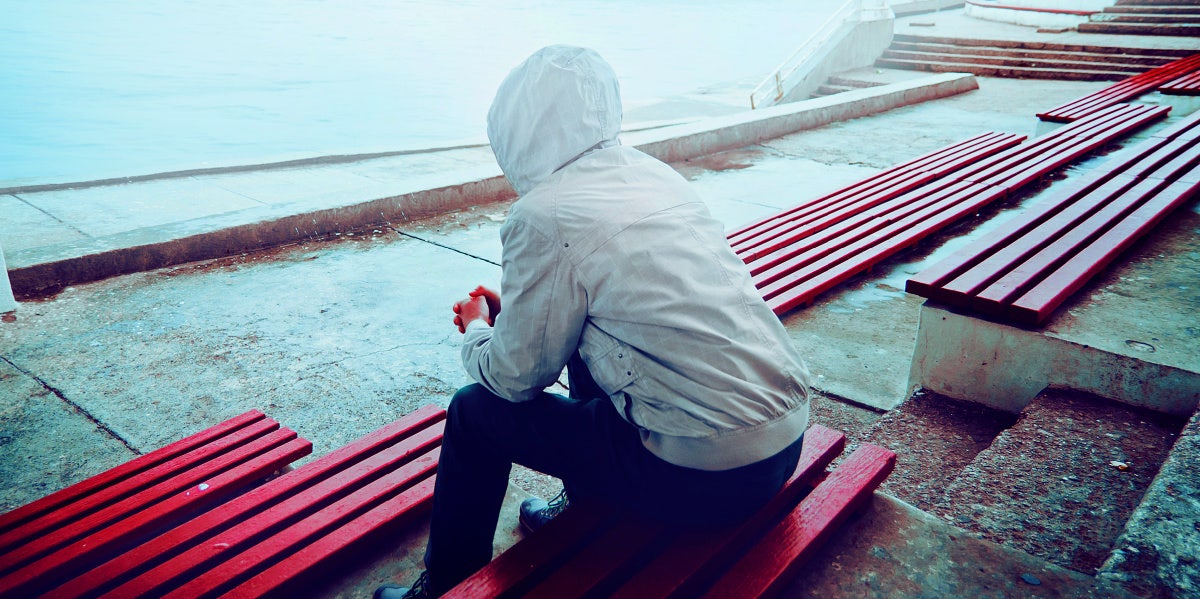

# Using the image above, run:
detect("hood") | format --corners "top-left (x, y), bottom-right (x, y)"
top-left (487, 45), bottom-right (623, 196)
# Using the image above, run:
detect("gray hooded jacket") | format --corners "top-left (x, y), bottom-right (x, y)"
top-left (463, 45), bottom-right (810, 471)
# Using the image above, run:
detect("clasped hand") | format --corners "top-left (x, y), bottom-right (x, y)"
top-left (452, 285), bottom-right (501, 334)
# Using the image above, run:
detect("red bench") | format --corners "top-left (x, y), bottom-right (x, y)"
top-left (0, 406), bottom-right (446, 598)
top-left (447, 425), bottom-right (896, 598)
top-left (1159, 71), bottom-right (1200, 96)
top-left (734, 102), bottom-right (1168, 316)
top-left (1038, 53), bottom-right (1200, 122)
top-left (906, 108), bottom-right (1200, 326)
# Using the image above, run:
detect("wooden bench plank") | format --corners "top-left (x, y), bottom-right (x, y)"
top-left (221, 475), bottom-right (439, 599)
top-left (52, 406), bottom-right (446, 599)
top-left (700, 444), bottom-right (897, 599)
top-left (0, 418), bottom-right (289, 567)
top-left (1159, 71), bottom-right (1200, 95)
top-left (607, 425), bottom-right (846, 599)
top-left (728, 132), bottom-right (1022, 249)
top-left (939, 175), bottom-right (1141, 300)
top-left (0, 426), bottom-right (303, 597)
top-left (1038, 54), bottom-right (1200, 121)
top-left (1009, 177), bottom-right (1200, 325)
top-left (766, 184), bottom-right (1007, 315)
top-left (0, 410), bottom-right (270, 539)
top-left (973, 176), bottom-right (1172, 311)
top-left (522, 519), bottom-right (662, 599)
top-left (154, 446), bottom-right (441, 599)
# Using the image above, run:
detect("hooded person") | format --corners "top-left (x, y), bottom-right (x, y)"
top-left (376, 45), bottom-right (811, 599)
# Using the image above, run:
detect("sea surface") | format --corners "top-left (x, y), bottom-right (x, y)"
top-left (1, 1), bottom-right (832, 187)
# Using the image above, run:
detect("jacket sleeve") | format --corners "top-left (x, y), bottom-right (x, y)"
top-left (461, 214), bottom-right (587, 402)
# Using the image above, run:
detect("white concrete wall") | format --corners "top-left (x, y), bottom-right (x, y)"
top-left (0, 243), bottom-right (17, 313)
top-left (778, 16), bottom-right (897, 104)
top-left (908, 303), bottom-right (1200, 416)
top-left (964, 0), bottom-right (1114, 29)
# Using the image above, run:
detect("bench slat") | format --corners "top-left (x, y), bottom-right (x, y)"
top-left (0, 420), bottom-right (290, 571)
top-left (220, 475), bottom-right (439, 599)
top-left (155, 447), bottom-right (441, 599)
top-left (0, 410), bottom-right (270, 540)
top-left (523, 520), bottom-right (662, 599)
top-left (700, 444), bottom-right (897, 599)
top-left (0, 427), bottom-right (302, 597)
top-left (607, 425), bottom-right (846, 599)
top-left (1038, 54), bottom-right (1200, 121)
top-left (974, 177), bottom-right (1170, 310)
top-left (52, 406), bottom-right (446, 599)
top-left (1009, 177), bottom-right (1200, 324)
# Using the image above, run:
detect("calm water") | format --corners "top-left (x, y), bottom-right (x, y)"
top-left (1, 1), bottom-right (830, 187)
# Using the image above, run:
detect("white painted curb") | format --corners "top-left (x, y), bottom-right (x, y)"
top-left (0, 242), bottom-right (18, 313)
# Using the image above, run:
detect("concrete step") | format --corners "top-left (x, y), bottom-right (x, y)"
top-left (857, 390), bottom-right (1016, 513)
top-left (1094, 13), bottom-right (1200, 23)
top-left (875, 57), bottom-right (1136, 81)
top-left (932, 389), bottom-right (1185, 575)
top-left (891, 40), bottom-right (1175, 68)
top-left (812, 84), bottom-right (855, 97)
top-left (892, 32), bottom-right (1197, 58)
top-left (1106, 5), bottom-right (1200, 15)
top-left (1079, 21), bottom-right (1200, 35)
top-left (881, 48), bottom-right (1151, 73)
top-left (1116, 0), bottom-right (1200, 6)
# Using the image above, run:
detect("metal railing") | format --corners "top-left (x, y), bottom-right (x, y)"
top-left (749, 0), bottom-right (863, 110)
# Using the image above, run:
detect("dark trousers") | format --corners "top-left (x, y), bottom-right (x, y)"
top-left (423, 360), bottom-right (804, 595)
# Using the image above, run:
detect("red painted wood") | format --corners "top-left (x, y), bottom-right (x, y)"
top-left (0, 418), bottom-right (286, 571)
top-left (54, 406), bottom-right (446, 599)
top-left (0, 410), bottom-right (267, 537)
top-left (701, 444), bottom-right (896, 599)
top-left (1039, 54), bottom-right (1200, 121)
top-left (152, 448), bottom-right (442, 599)
top-left (1144, 141), bottom-right (1200, 181)
top-left (769, 184), bottom-right (1007, 315)
top-left (1010, 178), bottom-right (1200, 325)
top-left (728, 132), bottom-right (1022, 249)
top-left (974, 177), bottom-right (1171, 309)
top-left (523, 519), bottom-right (662, 599)
top-left (0, 427), bottom-right (301, 597)
top-left (443, 502), bottom-right (619, 598)
top-left (608, 425), bottom-right (846, 599)
top-left (220, 475), bottom-right (439, 599)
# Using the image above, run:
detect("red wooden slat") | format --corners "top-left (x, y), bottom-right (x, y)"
top-left (9, 438), bottom-right (311, 599)
top-left (940, 175), bottom-right (1140, 298)
top-left (0, 410), bottom-right (267, 536)
top-left (523, 519), bottom-right (662, 599)
top-left (1152, 110), bottom-right (1200, 141)
top-left (219, 475), bottom-right (439, 599)
top-left (728, 132), bottom-right (1022, 247)
top-left (442, 502), bottom-right (619, 598)
top-left (0, 427), bottom-right (300, 597)
top-left (1009, 178), bottom-right (1200, 325)
top-left (1039, 54), bottom-right (1200, 121)
top-left (609, 425), bottom-right (846, 599)
top-left (768, 184), bottom-right (1007, 314)
top-left (153, 448), bottom-right (441, 599)
top-left (1144, 141), bottom-right (1200, 181)
top-left (58, 407), bottom-right (445, 599)
top-left (700, 444), bottom-right (897, 599)
top-left (974, 177), bottom-right (1172, 309)
top-left (0, 417), bottom-right (283, 570)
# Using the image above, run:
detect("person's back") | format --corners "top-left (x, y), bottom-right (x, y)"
top-left (377, 45), bottom-right (811, 599)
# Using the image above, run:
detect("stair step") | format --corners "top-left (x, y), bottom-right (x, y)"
top-left (1116, 0), bottom-right (1200, 6)
top-left (1105, 5), bottom-right (1200, 15)
top-left (890, 40), bottom-right (1175, 68)
top-left (1079, 21), bottom-right (1200, 35)
top-left (1097, 13), bottom-right (1200, 23)
top-left (813, 84), bottom-right (854, 97)
top-left (933, 389), bottom-right (1185, 574)
top-left (859, 390), bottom-right (1016, 513)
top-left (824, 75), bottom-right (885, 89)
top-left (875, 57), bottom-right (1136, 81)
top-left (892, 33), bottom-right (1197, 58)
top-left (882, 49), bottom-right (1152, 73)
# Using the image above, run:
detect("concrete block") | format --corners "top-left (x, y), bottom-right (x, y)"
top-left (908, 302), bottom-right (1200, 416)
